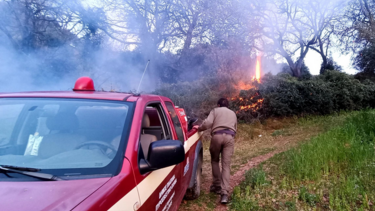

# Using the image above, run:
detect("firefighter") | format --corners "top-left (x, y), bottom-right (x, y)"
top-left (198, 98), bottom-right (237, 204)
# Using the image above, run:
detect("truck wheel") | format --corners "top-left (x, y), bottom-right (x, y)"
top-left (184, 152), bottom-right (202, 200)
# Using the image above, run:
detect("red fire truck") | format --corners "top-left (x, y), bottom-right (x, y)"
top-left (0, 77), bottom-right (202, 211)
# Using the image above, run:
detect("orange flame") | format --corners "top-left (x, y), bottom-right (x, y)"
top-left (231, 54), bottom-right (264, 113)
top-left (239, 99), bottom-right (264, 111)
top-left (235, 81), bottom-right (254, 91)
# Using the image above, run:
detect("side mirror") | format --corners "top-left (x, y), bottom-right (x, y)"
top-left (188, 117), bottom-right (198, 131)
top-left (139, 140), bottom-right (185, 174)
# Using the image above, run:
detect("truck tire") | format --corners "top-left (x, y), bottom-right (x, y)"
top-left (184, 151), bottom-right (202, 200)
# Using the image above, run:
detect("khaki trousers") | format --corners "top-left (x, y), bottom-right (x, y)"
top-left (210, 133), bottom-right (234, 195)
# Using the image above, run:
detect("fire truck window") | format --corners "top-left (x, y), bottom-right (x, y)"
top-left (35, 105), bottom-right (60, 137)
top-left (142, 103), bottom-right (171, 141)
top-left (139, 103), bottom-right (172, 160)
top-left (0, 98), bottom-right (132, 172)
top-left (143, 108), bottom-right (164, 140)
top-left (0, 104), bottom-right (24, 146)
top-left (165, 102), bottom-right (184, 143)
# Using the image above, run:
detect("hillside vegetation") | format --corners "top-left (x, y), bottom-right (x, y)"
top-left (157, 71), bottom-right (375, 122)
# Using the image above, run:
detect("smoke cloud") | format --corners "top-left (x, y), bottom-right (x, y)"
top-left (0, 0), bottom-right (354, 94)
top-left (0, 0), bottom-right (154, 93)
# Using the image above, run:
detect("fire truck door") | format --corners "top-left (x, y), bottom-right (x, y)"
top-left (164, 102), bottom-right (191, 199)
top-left (136, 102), bottom-right (182, 211)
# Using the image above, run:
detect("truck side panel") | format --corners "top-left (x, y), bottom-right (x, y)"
top-left (188, 140), bottom-right (202, 188)
top-left (73, 158), bottom-right (139, 211)
top-left (160, 99), bottom-right (202, 202)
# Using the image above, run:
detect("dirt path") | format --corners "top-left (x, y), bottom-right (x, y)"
top-left (213, 136), bottom-right (304, 210)
top-left (179, 117), bottom-right (334, 211)
top-left (178, 135), bottom-right (315, 211)
top-left (213, 149), bottom-right (282, 211)
top-left (179, 147), bottom-right (286, 211)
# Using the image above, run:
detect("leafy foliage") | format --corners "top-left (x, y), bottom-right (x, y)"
top-left (354, 45), bottom-right (375, 74)
top-left (257, 71), bottom-right (375, 117)
top-left (322, 58), bottom-right (343, 72)
top-left (157, 71), bottom-right (375, 122)
top-left (281, 62), bottom-right (312, 80)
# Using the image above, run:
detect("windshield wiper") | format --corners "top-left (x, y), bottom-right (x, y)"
top-left (1, 165), bottom-right (40, 172)
top-left (0, 165), bottom-right (62, 181)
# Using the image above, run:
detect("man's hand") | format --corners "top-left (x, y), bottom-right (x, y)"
top-left (193, 119), bottom-right (204, 132)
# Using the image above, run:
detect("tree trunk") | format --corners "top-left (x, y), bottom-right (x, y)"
top-left (320, 56), bottom-right (328, 74)
top-left (180, 29), bottom-right (193, 58)
top-left (179, 14), bottom-right (198, 60)
top-left (284, 56), bottom-right (301, 78)
top-left (290, 65), bottom-right (301, 78)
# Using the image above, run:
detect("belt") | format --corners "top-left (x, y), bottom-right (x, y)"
top-left (213, 129), bottom-right (236, 137)
top-left (213, 132), bottom-right (235, 137)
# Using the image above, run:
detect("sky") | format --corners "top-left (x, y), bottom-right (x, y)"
top-left (305, 49), bottom-right (357, 75)
top-left (82, 0), bottom-right (358, 76)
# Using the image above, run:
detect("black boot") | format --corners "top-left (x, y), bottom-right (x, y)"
top-left (220, 194), bottom-right (228, 204)
top-left (209, 185), bottom-right (221, 194)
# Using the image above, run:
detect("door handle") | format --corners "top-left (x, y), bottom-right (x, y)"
top-left (134, 201), bottom-right (140, 210)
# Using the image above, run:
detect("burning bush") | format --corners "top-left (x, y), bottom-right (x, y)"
top-left (156, 70), bottom-right (375, 123)
top-left (230, 70), bottom-right (375, 121)
top-left (230, 89), bottom-right (264, 122)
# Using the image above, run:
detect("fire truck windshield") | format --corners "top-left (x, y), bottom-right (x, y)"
top-left (0, 98), bottom-right (133, 180)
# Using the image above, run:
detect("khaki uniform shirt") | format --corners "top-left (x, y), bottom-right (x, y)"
top-left (198, 107), bottom-right (237, 134)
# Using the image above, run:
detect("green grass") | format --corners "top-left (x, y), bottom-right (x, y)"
top-left (244, 167), bottom-right (270, 189)
top-left (182, 191), bottom-right (217, 210)
top-left (231, 110), bottom-right (375, 210)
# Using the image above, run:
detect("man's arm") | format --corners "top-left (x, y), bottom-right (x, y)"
top-left (198, 110), bottom-right (215, 132)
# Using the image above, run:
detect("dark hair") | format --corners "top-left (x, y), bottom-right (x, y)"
top-left (217, 98), bottom-right (229, 108)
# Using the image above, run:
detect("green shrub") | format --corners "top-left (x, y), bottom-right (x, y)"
top-left (155, 71), bottom-right (375, 121)
top-left (257, 71), bottom-right (375, 118)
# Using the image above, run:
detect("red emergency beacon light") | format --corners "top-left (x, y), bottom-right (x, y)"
top-left (175, 107), bottom-right (188, 135)
top-left (73, 77), bottom-right (95, 91)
